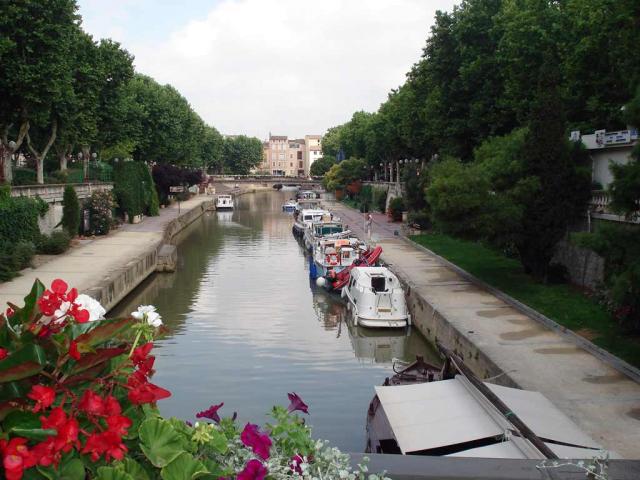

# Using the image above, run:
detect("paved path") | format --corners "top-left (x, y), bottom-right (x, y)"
top-left (0, 196), bottom-right (212, 309)
top-left (328, 200), bottom-right (640, 458)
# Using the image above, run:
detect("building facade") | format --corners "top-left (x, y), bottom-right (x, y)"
top-left (256, 134), bottom-right (322, 177)
top-left (577, 128), bottom-right (638, 188)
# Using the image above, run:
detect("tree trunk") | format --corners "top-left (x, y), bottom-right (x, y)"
top-left (26, 119), bottom-right (57, 185)
top-left (1, 121), bottom-right (30, 184)
top-left (59, 150), bottom-right (68, 171)
top-left (82, 145), bottom-right (90, 181)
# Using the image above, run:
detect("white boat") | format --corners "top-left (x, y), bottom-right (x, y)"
top-left (311, 237), bottom-right (364, 278)
top-left (296, 190), bottom-right (320, 200)
top-left (292, 208), bottom-right (330, 238)
top-left (342, 267), bottom-right (411, 328)
top-left (282, 200), bottom-right (297, 212)
top-left (303, 219), bottom-right (344, 250)
top-left (216, 194), bottom-right (234, 210)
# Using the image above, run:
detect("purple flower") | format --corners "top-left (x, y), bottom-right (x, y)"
top-left (238, 459), bottom-right (267, 480)
top-left (287, 392), bottom-right (309, 414)
top-left (240, 423), bottom-right (272, 460)
top-left (290, 454), bottom-right (304, 474)
top-left (196, 402), bottom-right (224, 423)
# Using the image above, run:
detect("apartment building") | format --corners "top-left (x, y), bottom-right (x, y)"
top-left (257, 134), bottom-right (323, 176)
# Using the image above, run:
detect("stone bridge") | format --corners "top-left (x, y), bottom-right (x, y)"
top-left (208, 175), bottom-right (322, 189)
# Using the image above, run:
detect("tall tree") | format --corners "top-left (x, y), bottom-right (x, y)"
top-left (0, 0), bottom-right (78, 183)
top-left (222, 135), bottom-right (262, 174)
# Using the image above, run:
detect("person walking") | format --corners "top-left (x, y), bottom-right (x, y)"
top-left (365, 213), bottom-right (373, 238)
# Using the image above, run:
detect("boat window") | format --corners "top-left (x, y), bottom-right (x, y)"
top-left (371, 276), bottom-right (386, 292)
top-left (320, 225), bottom-right (343, 235)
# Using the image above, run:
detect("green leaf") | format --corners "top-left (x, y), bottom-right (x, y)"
top-left (160, 452), bottom-right (208, 480)
top-left (0, 343), bottom-right (47, 383)
top-left (96, 467), bottom-right (134, 480)
top-left (23, 279), bottom-right (46, 318)
top-left (4, 409), bottom-right (40, 430)
top-left (139, 417), bottom-right (185, 468)
top-left (74, 318), bottom-right (133, 347)
top-left (0, 380), bottom-right (30, 402)
top-left (68, 347), bottom-right (126, 375)
top-left (36, 458), bottom-right (86, 480)
top-left (120, 458), bottom-right (150, 480)
top-left (208, 428), bottom-right (228, 454)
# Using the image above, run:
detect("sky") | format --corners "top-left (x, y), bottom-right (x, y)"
top-left (77, 0), bottom-right (458, 139)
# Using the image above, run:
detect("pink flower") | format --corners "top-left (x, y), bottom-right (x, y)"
top-left (196, 402), bottom-right (223, 423)
top-left (287, 392), bottom-right (309, 414)
top-left (238, 459), bottom-right (267, 480)
top-left (290, 454), bottom-right (304, 474)
top-left (240, 423), bottom-right (272, 460)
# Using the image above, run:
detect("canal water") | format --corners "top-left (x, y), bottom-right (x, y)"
top-left (111, 190), bottom-right (439, 451)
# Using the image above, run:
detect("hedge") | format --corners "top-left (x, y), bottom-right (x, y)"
top-left (113, 161), bottom-right (159, 220)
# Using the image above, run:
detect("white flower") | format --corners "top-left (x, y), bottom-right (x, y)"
top-left (131, 305), bottom-right (163, 327)
top-left (75, 294), bottom-right (106, 322)
top-left (53, 301), bottom-right (72, 323)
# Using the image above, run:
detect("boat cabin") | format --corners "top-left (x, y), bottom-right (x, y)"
top-left (216, 194), bottom-right (234, 210)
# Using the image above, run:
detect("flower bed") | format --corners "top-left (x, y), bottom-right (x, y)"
top-left (0, 279), bottom-right (387, 480)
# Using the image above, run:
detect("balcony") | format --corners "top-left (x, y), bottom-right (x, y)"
top-left (589, 190), bottom-right (639, 223)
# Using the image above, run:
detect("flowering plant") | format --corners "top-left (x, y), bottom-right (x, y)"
top-left (0, 279), bottom-right (389, 480)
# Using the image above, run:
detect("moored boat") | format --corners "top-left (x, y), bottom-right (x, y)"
top-left (282, 199), bottom-right (297, 212)
top-left (342, 267), bottom-right (411, 328)
top-left (292, 208), bottom-right (330, 238)
top-left (216, 194), bottom-right (234, 210)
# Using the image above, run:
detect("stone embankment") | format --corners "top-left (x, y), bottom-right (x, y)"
top-left (328, 200), bottom-right (640, 459)
top-left (0, 195), bottom-right (215, 313)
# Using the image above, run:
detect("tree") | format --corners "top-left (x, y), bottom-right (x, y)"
top-left (201, 126), bottom-right (223, 173)
top-left (516, 53), bottom-right (591, 280)
top-left (61, 185), bottom-right (80, 236)
top-left (222, 136), bottom-right (262, 174)
top-left (0, 0), bottom-right (78, 183)
top-left (322, 158), bottom-right (367, 193)
top-left (309, 157), bottom-right (336, 177)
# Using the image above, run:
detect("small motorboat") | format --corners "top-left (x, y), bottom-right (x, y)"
top-left (342, 267), bottom-right (411, 328)
top-left (282, 199), bottom-right (297, 212)
top-left (296, 190), bottom-right (320, 200)
top-left (303, 219), bottom-right (344, 250)
top-left (216, 194), bottom-right (234, 210)
top-left (292, 208), bottom-right (330, 238)
top-left (326, 245), bottom-right (383, 291)
top-left (310, 237), bottom-right (363, 279)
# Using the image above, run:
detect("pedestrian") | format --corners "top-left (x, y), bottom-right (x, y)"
top-left (365, 213), bottom-right (373, 237)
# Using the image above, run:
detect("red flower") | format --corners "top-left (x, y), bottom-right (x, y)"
top-left (82, 431), bottom-right (128, 462)
top-left (28, 385), bottom-right (56, 412)
top-left (68, 340), bottom-right (80, 360)
top-left (40, 407), bottom-right (67, 430)
top-left (51, 279), bottom-right (68, 295)
top-left (39, 408), bottom-right (80, 458)
top-left (1, 437), bottom-right (37, 480)
top-left (0, 348), bottom-right (8, 360)
top-left (104, 395), bottom-right (122, 416)
top-left (31, 438), bottom-right (57, 467)
top-left (131, 342), bottom-right (154, 365)
top-left (127, 380), bottom-right (171, 405)
top-left (78, 389), bottom-right (105, 416)
top-left (196, 402), bottom-right (223, 423)
top-left (287, 392), bottom-right (309, 414)
top-left (240, 423), bottom-right (272, 460)
top-left (238, 459), bottom-right (267, 480)
top-left (106, 415), bottom-right (132, 436)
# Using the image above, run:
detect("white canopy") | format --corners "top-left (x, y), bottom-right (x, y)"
top-left (374, 376), bottom-right (607, 458)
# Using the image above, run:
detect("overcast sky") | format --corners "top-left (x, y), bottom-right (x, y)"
top-left (77, 0), bottom-right (458, 139)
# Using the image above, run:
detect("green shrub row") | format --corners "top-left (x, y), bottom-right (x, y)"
top-left (0, 185), bottom-right (48, 245)
top-left (113, 161), bottom-right (159, 221)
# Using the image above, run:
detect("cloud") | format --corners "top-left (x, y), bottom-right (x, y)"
top-left (82, 0), bottom-right (457, 139)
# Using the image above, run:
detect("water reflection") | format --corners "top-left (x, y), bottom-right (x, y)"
top-left (111, 191), bottom-right (439, 451)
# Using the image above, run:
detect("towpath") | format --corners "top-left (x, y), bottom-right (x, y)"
top-left (328, 200), bottom-right (640, 458)
top-left (0, 195), bottom-right (213, 311)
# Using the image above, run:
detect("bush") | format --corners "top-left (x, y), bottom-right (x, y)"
top-left (0, 241), bottom-right (35, 282)
top-left (388, 196), bottom-right (405, 221)
top-left (408, 210), bottom-right (431, 230)
top-left (87, 190), bottom-right (116, 235)
top-left (13, 241), bottom-right (35, 269)
top-left (61, 185), bottom-right (80, 236)
top-left (38, 230), bottom-right (71, 254)
top-left (0, 189), bottom-right (44, 245)
top-left (114, 161), bottom-right (159, 221)
top-left (11, 168), bottom-right (37, 185)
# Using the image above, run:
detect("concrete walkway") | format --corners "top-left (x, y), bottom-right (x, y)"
top-left (328, 200), bottom-right (640, 458)
top-left (0, 195), bottom-right (212, 311)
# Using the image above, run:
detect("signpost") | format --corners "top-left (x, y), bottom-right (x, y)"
top-left (170, 186), bottom-right (184, 213)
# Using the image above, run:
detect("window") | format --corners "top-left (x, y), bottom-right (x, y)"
top-left (290, 162), bottom-right (293, 167)
top-left (279, 153), bottom-right (285, 160)
top-left (299, 161), bottom-right (303, 168)
top-left (371, 276), bottom-right (386, 292)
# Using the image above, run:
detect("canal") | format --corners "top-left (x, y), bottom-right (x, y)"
top-left (111, 190), bottom-right (439, 452)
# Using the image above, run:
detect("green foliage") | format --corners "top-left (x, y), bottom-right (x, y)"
top-left (388, 197), bottom-right (405, 221)
top-left (222, 135), bottom-right (263, 174)
top-left (62, 185), bottom-right (80, 236)
top-left (0, 195), bottom-right (42, 245)
top-left (309, 156), bottom-right (336, 177)
top-left (0, 241), bottom-right (35, 282)
top-left (37, 230), bottom-right (71, 254)
top-left (372, 187), bottom-right (387, 213)
top-left (322, 158), bottom-right (367, 192)
top-left (11, 168), bottom-right (38, 185)
top-left (87, 190), bottom-right (116, 235)
top-left (113, 161), bottom-right (159, 220)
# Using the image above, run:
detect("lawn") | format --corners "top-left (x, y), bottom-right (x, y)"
top-left (411, 233), bottom-right (640, 368)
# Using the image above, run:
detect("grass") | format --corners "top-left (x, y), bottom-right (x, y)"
top-left (411, 233), bottom-right (640, 369)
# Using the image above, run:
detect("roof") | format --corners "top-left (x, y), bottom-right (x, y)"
top-left (270, 135), bottom-right (288, 140)
top-left (353, 267), bottom-right (396, 278)
top-left (374, 376), bottom-right (609, 458)
top-left (305, 134), bottom-right (322, 139)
